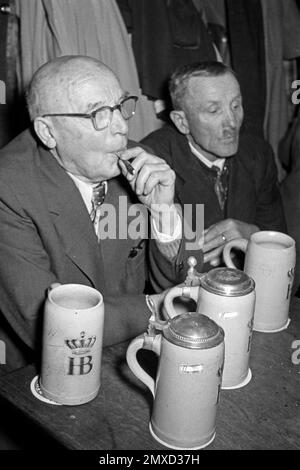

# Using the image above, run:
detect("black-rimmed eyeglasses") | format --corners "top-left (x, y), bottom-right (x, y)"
top-left (41, 95), bottom-right (138, 131)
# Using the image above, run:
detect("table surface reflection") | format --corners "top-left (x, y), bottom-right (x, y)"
top-left (0, 299), bottom-right (299, 450)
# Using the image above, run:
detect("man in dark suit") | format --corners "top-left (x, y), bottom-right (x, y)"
top-left (142, 61), bottom-right (286, 269)
top-left (0, 56), bottom-right (197, 373)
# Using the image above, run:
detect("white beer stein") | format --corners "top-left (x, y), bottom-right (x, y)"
top-left (40, 283), bottom-right (105, 405)
top-left (223, 231), bottom-right (296, 332)
top-left (127, 313), bottom-right (224, 450)
top-left (164, 266), bottom-right (255, 389)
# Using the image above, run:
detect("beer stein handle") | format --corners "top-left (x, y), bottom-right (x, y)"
top-left (163, 285), bottom-right (200, 319)
top-left (126, 333), bottom-right (162, 397)
top-left (223, 238), bottom-right (248, 269)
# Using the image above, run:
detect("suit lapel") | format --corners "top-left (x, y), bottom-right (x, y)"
top-left (170, 134), bottom-right (199, 204)
top-left (226, 149), bottom-right (256, 221)
top-left (170, 136), bottom-right (223, 227)
top-left (38, 146), bottom-right (106, 291)
top-left (98, 177), bottom-right (144, 294)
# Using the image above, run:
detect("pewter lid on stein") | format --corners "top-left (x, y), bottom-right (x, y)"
top-left (200, 267), bottom-right (255, 297)
top-left (163, 312), bottom-right (224, 350)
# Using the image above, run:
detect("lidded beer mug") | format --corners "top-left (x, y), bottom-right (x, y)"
top-left (126, 312), bottom-right (224, 450)
top-left (164, 259), bottom-right (256, 389)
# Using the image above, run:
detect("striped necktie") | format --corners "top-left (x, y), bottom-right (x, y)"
top-left (212, 165), bottom-right (229, 212)
top-left (90, 181), bottom-right (107, 225)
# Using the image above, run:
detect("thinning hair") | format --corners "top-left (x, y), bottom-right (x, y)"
top-left (169, 61), bottom-right (237, 111)
top-left (26, 55), bottom-right (113, 120)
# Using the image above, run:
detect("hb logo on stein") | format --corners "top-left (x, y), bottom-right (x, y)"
top-left (65, 331), bottom-right (97, 375)
top-left (40, 284), bottom-right (104, 405)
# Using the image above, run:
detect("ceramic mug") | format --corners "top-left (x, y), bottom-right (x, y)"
top-left (126, 313), bottom-right (224, 450)
top-left (40, 283), bottom-right (105, 405)
top-left (163, 268), bottom-right (255, 389)
top-left (223, 231), bottom-right (296, 332)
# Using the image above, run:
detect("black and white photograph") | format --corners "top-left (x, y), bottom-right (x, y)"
top-left (0, 0), bottom-right (299, 456)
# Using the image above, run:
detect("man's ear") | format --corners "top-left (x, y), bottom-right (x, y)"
top-left (33, 117), bottom-right (57, 149)
top-left (170, 110), bottom-right (190, 135)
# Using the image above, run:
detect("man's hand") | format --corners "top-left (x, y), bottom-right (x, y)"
top-left (203, 219), bottom-right (259, 265)
top-left (118, 147), bottom-right (179, 236)
top-left (118, 147), bottom-right (176, 209)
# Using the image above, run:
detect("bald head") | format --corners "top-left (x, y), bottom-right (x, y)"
top-left (26, 56), bottom-right (117, 120)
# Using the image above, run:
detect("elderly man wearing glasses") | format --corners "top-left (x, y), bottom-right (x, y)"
top-left (0, 56), bottom-right (199, 373)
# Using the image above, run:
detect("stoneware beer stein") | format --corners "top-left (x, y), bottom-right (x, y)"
top-left (164, 266), bottom-right (255, 389)
top-left (126, 313), bottom-right (224, 450)
top-left (40, 283), bottom-right (105, 405)
top-left (223, 231), bottom-right (296, 332)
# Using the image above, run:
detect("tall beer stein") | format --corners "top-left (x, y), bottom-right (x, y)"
top-left (223, 231), bottom-right (296, 332)
top-left (40, 283), bottom-right (105, 405)
top-left (126, 313), bottom-right (224, 450)
top-left (164, 261), bottom-right (255, 389)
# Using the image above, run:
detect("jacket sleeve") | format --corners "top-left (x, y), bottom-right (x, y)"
top-left (0, 179), bottom-right (57, 350)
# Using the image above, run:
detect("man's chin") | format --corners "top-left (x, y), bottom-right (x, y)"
top-left (219, 141), bottom-right (239, 157)
top-left (107, 161), bottom-right (122, 180)
top-left (91, 159), bottom-right (121, 182)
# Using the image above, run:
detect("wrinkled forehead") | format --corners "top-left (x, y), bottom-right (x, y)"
top-left (186, 73), bottom-right (241, 105)
top-left (39, 62), bottom-right (122, 112)
top-left (65, 70), bottom-right (122, 110)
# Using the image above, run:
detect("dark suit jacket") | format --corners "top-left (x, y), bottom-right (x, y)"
top-left (142, 125), bottom-right (287, 266)
top-left (0, 129), bottom-right (199, 373)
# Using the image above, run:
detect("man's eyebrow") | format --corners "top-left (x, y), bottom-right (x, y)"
top-left (84, 101), bottom-right (106, 114)
top-left (231, 93), bottom-right (242, 101)
top-left (205, 100), bottom-right (220, 105)
top-left (203, 93), bottom-right (242, 107)
top-left (203, 99), bottom-right (221, 108)
top-left (84, 92), bottom-right (130, 114)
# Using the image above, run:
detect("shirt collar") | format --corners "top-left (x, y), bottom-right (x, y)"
top-left (67, 172), bottom-right (103, 213)
top-left (188, 141), bottom-right (225, 171)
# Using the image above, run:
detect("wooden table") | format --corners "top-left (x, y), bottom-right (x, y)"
top-left (0, 299), bottom-right (299, 450)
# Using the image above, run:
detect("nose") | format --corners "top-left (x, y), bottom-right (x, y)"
top-left (110, 108), bottom-right (128, 135)
top-left (223, 108), bottom-right (238, 129)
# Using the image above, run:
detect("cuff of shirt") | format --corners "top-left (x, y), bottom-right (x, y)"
top-left (151, 207), bottom-right (182, 259)
top-left (151, 206), bottom-right (182, 242)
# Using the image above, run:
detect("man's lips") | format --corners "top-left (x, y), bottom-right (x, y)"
top-left (221, 134), bottom-right (238, 142)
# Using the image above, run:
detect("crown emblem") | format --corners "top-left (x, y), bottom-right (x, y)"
top-left (65, 331), bottom-right (96, 355)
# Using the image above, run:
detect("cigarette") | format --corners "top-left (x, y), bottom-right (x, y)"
top-left (116, 153), bottom-right (135, 175)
